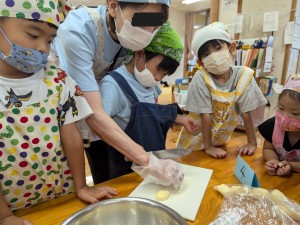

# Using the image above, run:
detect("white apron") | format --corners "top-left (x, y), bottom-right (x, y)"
top-left (0, 64), bottom-right (75, 210)
top-left (176, 67), bottom-right (254, 150)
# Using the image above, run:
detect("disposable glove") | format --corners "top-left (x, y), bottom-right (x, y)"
top-left (131, 153), bottom-right (184, 189)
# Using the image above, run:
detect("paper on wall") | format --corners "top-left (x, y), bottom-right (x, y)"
top-left (263, 36), bottom-right (274, 73)
top-left (263, 11), bottom-right (279, 32)
top-left (231, 15), bottom-right (244, 34)
top-left (284, 22), bottom-right (294, 45)
top-left (287, 48), bottom-right (299, 77)
top-left (292, 23), bottom-right (300, 49)
top-left (296, 0), bottom-right (300, 24)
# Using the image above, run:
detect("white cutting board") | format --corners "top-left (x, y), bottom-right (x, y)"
top-left (129, 163), bottom-right (213, 221)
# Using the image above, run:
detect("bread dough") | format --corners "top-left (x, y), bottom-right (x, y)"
top-left (156, 189), bottom-right (170, 201)
top-left (251, 187), bottom-right (269, 198)
top-left (215, 184), bottom-right (232, 196)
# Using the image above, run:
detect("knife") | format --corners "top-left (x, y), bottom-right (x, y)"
top-left (124, 148), bottom-right (192, 161)
top-left (150, 148), bottom-right (192, 160)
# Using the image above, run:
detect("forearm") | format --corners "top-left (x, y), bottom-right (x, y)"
top-left (241, 112), bottom-right (257, 146)
top-left (201, 113), bottom-right (212, 149)
top-left (289, 162), bottom-right (300, 173)
top-left (263, 148), bottom-right (279, 162)
top-left (0, 194), bottom-right (12, 221)
top-left (174, 114), bottom-right (183, 124)
top-left (60, 123), bottom-right (86, 191)
top-left (86, 112), bottom-right (149, 166)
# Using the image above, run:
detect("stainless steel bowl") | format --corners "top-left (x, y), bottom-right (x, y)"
top-left (61, 197), bottom-right (188, 225)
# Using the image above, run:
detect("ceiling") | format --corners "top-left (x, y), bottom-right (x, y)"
top-left (70, 0), bottom-right (210, 12)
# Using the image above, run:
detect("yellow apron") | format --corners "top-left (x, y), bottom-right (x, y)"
top-left (176, 67), bottom-right (254, 151)
top-left (0, 64), bottom-right (75, 210)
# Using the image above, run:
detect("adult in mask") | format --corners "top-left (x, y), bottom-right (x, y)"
top-left (51, 0), bottom-right (184, 187)
top-left (99, 21), bottom-right (199, 184)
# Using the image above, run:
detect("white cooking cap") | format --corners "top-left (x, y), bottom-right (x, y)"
top-left (191, 22), bottom-right (231, 58)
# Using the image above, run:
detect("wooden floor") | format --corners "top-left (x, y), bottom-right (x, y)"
top-left (85, 124), bottom-right (264, 181)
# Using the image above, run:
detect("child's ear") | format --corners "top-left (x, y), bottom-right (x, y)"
top-left (197, 59), bottom-right (204, 67)
top-left (135, 49), bottom-right (145, 58)
top-left (229, 42), bottom-right (237, 56)
top-left (107, 0), bottom-right (118, 17)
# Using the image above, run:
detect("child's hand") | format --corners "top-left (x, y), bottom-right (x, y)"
top-left (265, 160), bottom-right (280, 175)
top-left (204, 146), bottom-right (227, 159)
top-left (276, 161), bottom-right (292, 176)
top-left (0, 215), bottom-right (33, 225)
top-left (176, 115), bottom-right (200, 133)
top-left (236, 143), bottom-right (257, 156)
top-left (77, 185), bottom-right (118, 204)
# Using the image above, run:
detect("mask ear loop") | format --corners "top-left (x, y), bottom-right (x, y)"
top-left (118, 5), bottom-right (125, 22)
top-left (114, 5), bottom-right (126, 34)
top-left (0, 27), bottom-right (12, 46)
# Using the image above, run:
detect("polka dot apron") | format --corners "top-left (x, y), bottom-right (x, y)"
top-left (0, 65), bottom-right (75, 210)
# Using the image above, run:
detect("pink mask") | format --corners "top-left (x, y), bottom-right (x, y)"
top-left (275, 110), bottom-right (300, 131)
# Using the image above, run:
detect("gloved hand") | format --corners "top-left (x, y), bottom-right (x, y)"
top-left (131, 153), bottom-right (184, 189)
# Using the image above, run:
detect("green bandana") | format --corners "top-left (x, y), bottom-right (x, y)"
top-left (145, 21), bottom-right (183, 63)
top-left (0, 0), bottom-right (72, 27)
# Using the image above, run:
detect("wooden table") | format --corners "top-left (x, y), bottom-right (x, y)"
top-left (16, 132), bottom-right (300, 225)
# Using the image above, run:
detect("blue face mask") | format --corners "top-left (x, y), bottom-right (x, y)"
top-left (0, 27), bottom-right (48, 74)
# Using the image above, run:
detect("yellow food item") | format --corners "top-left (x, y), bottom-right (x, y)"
top-left (251, 187), bottom-right (269, 198)
top-left (215, 184), bottom-right (232, 196)
top-left (156, 189), bottom-right (170, 201)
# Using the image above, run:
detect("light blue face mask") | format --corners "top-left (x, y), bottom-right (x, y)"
top-left (0, 27), bottom-right (48, 74)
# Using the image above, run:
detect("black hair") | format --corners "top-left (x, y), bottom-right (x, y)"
top-left (108, 2), bottom-right (168, 35)
top-left (279, 89), bottom-right (300, 102)
top-left (144, 50), bottom-right (179, 75)
top-left (198, 39), bottom-right (230, 60)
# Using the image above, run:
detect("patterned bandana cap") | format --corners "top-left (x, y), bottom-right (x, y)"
top-left (144, 21), bottom-right (183, 63)
top-left (284, 74), bottom-right (300, 93)
top-left (192, 22), bottom-right (231, 58)
top-left (0, 0), bottom-right (72, 27)
top-left (118, 0), bottom-right (170, 6)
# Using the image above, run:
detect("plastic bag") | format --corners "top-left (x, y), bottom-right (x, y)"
top-left (210, 184), bottom-right (300, 225)
top-left (131, 153), bottom-right (184, 189)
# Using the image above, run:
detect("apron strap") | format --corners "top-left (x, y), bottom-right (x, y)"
top-left (108, 71), bottom-right (139, 104)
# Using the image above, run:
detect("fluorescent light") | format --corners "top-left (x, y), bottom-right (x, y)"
top-left (182, 0), bottom-right (202, 4)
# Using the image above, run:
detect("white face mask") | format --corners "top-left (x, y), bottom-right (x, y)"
top-left (134, 58), bottom-right (157, 88)
top-left (115, 6), bottom-right (159, 51)
top-left (202, 49), bottom-right (231, 75)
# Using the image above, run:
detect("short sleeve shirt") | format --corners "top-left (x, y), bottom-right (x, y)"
top-left (51, 6), bottom-right (127, 91)
top-left (99, 66), bottom-right (161, 130)
top-left (258, 117), bottom-right (300, 152)
top-left (0, 69), bottom-right (92, 125)
top-left (185, 66), bottom-right (267, 114)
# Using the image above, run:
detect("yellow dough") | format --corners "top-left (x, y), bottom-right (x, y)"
top-left (156, 189), bottom-right (170, 201)
top-left (215, 184), bottom-right (232, 196)
top-left (251, 187), bottom-right (269, 198)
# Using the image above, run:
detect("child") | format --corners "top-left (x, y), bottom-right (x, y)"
top-left (258, 74), bottom-right (300, 176)
top-left (176, 22), bottom-right (267, 159)
top-left (0, 1), bottom-right (117, 224)
top-left (99, 21), bottom-right (199, 179)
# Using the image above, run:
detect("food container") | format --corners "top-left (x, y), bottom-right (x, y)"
top-left (61, 197), bottom-right (188, 225)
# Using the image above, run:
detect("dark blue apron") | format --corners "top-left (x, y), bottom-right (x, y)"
top-left (107, 71), bottom-right (181, 178)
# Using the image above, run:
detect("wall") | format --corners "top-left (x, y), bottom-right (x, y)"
top-left (219, 0), bottom-right (293, 118)
top-left (161, 9), bottom-right (186, 85)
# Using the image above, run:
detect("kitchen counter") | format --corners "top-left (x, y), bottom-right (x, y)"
top-left (16, 133), bottom-right (300, 225)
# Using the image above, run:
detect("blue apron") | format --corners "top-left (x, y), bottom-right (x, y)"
top-left (107, 71), bottom-right (181, 178)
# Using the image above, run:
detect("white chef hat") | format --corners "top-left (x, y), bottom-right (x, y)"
top-left (191, 22), bottom-right (231, 59)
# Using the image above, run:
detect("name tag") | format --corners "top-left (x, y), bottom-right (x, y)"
top-left (234, 155), bottom-right (259, 187)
